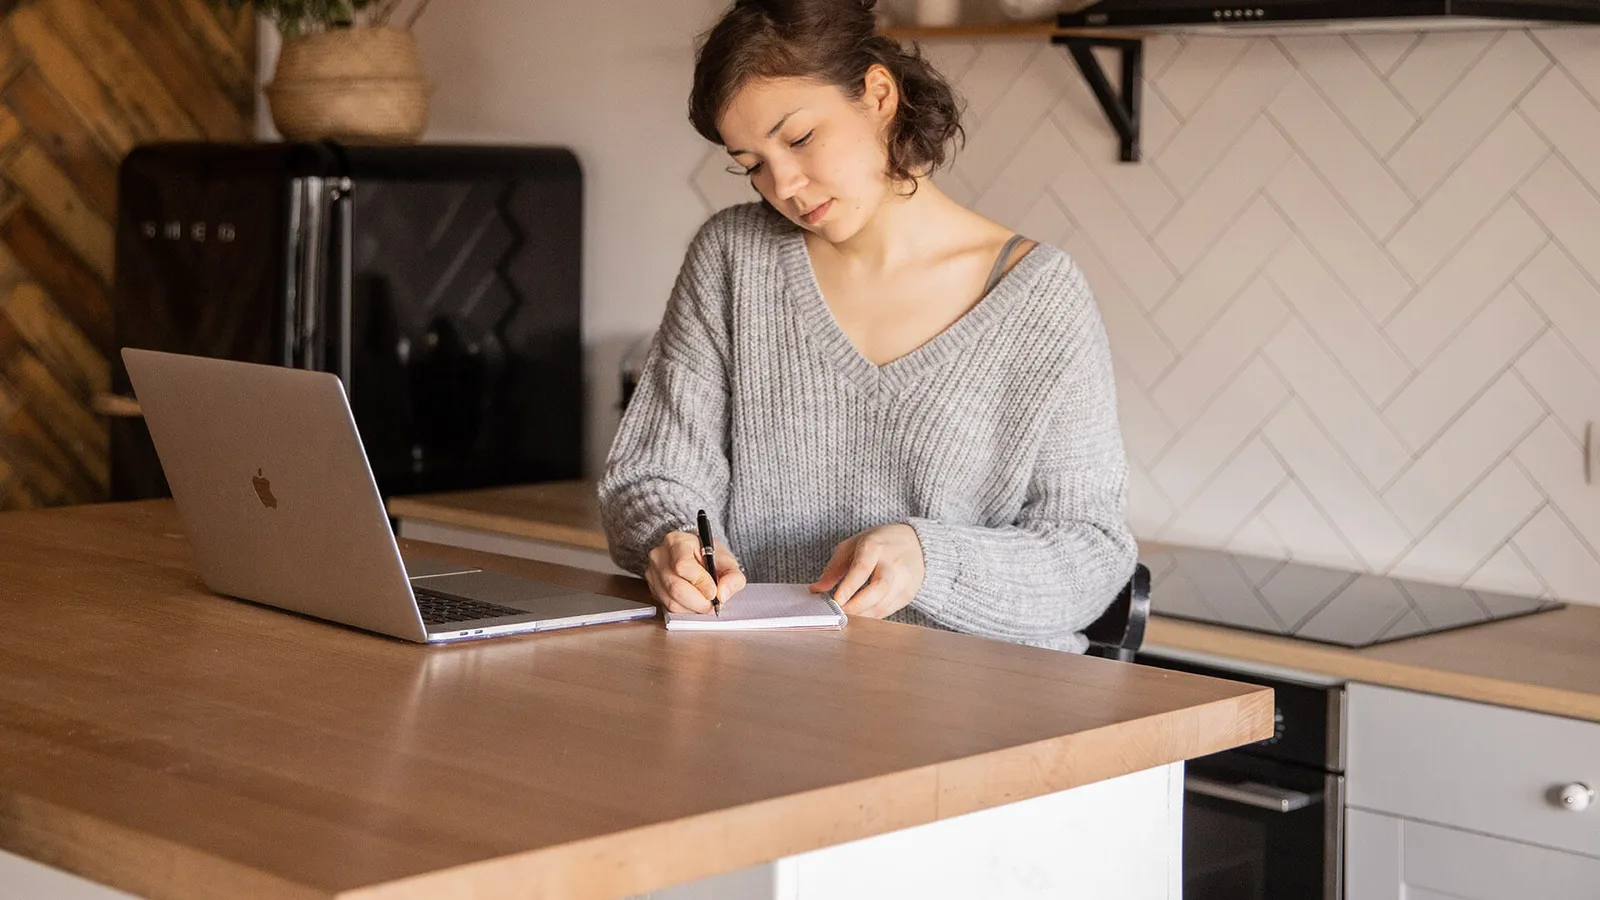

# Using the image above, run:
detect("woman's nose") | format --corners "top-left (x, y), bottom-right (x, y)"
top-left (768, 159), bottom-right (806, 201)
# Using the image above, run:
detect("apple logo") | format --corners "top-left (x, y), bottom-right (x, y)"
top-left (252, 469), bottom-right (277, 509)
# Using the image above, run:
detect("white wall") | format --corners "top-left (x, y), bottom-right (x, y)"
top-left (261, 8), bottom-right (1600, 607)
top-left (411, 0), bottom-right (732, 476)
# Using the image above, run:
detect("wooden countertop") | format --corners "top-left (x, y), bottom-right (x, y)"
top-left (1146, 609), bottom-right (1600, 723)
top-left (391, 481), bottom-right (1600, 724)
top-left (0, 500), bottom-right (1270, 900)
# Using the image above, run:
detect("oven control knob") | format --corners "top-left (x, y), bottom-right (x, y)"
top-left (1557, 783), bottom-right (1594, 812)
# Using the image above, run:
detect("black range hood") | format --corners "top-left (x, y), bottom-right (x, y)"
top-left (1057, 0), bottom-right (1600, 33)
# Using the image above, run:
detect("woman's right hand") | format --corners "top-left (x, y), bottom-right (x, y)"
top-left (644, 530), bottom-right (747, 614)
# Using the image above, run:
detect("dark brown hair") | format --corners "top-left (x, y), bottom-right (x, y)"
top-left (689, 0), bottom-right (964, 193)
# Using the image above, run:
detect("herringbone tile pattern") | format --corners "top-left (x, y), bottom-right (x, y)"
top-left (691, 28), bottom-right (1600, 605)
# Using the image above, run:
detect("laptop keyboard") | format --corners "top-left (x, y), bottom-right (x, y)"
top-left (414, 586), bottom-right (529, 625)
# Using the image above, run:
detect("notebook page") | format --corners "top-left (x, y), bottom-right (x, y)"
top-left (664, 583), bottom-right (845, 630)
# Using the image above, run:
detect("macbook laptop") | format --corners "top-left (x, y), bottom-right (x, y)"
top-left (122, 348), bottom-right (657, 643)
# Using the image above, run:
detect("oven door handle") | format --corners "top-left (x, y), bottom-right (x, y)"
top-left (1185, 775), bottom-right (1321, 813)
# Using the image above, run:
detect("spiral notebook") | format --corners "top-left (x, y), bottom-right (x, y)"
top-left (664, 583), bottom-right (846, 631)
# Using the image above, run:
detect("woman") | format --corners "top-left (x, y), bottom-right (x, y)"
top-left (598, 0), bottom-right (1136, 653)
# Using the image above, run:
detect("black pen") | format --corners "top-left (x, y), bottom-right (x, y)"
top-left (696, 509), bottom-right (721, 616)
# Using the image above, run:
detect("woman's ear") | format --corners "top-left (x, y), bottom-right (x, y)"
top-left (863, 63), bottom-right (899, 123)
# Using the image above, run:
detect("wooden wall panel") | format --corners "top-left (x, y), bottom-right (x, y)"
top-left (0, 0), bottom-right (253, 510)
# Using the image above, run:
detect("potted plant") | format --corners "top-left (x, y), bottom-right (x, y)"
top-left (208, 0), bottom-right (437, 143)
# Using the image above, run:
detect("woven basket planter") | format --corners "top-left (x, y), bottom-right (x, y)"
top-left (266, 27), bottom-right (432, 144)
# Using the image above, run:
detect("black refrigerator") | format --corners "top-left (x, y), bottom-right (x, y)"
top-left (109, 141), bottom-right (584, 501)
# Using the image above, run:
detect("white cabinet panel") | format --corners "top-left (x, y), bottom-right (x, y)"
top-left (784, 762), bottom-right (1184, 900)
top-left (0, 849), bottom-right (135, 900)
top-left (1344, 808), bottom-right (1401, 900)
top-left (1346, 808), bottom-right (1600, 900)
top-left (1347, 682), bottom-right (1600, 858)
top-left (628, 764), bottom-right (1184, 900)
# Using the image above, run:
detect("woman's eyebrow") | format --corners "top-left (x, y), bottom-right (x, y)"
top-left (726, 109), bottom-right (802, 156)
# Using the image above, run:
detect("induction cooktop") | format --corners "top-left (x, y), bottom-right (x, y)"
top-left (1143, 545), bottom-right (1565, 648)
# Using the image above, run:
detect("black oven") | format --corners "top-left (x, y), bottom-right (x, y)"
top-left (1136, 651), bottom-right (1346, 900)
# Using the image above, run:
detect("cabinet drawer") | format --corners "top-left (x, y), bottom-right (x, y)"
top-left (1347, 808), bottom-right (1600, 900)
top-left (1347, 682), bottom-right (1600, 858)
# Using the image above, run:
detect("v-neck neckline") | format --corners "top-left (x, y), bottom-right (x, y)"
top-left (779, 226), bottom-right (1046, 396)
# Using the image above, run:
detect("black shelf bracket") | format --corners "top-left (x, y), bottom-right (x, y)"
top-left (1050, 35), bottom-right (1143, 163)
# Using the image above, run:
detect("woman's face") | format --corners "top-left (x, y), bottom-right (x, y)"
top-left (718, 67), bottom-right (899, 242)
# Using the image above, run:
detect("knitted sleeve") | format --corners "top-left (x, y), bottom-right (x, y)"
top-left (597, 213), bottom-right (734, 574)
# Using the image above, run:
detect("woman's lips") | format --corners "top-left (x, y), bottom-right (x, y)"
top-left (801, 200), bottom-right (833, 225)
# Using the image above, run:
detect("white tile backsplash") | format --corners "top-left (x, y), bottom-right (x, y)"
top-left (1393, 460), bottom-right (1543, 586)
top-left (1386, 32), bottom-right (1548, 199)
top-left (1152, 37), bottom-right (1249, 120)
top-left (1347, 32), bottom-right (1419, 77)
top-left (1515, 419), bottom-right (1600, 551)
top-left (1050, 151), bottom-right (1177, 309)
top-left (1389, 30), bottom-right (1497, 115)
top-left (1152, 359), bottom-right (1287, 506)
top-left (1163, 437), bottom-right (1287, 547)
top-left (1264, 318), bottom-right (1409, 488)
top-left (1264, 238), bottom-right (1409, 405)
top-left (1280, 35), bottom-right (1417, 156)
top-left (1152, 278), bottom-right (1289, 427)
top-left (1462, 552), bottom-right (1543, 610)
top-left (1517, 245), bottom-right (1600, 377)
top-left (1153, 118), bottom-right (1292, 275)
top-left (1513, 507), bottom-right (1600, 601)
top-left (1384, 113), bottom-right (1548, 285)
top-left (1266, 75), bottom-right (1411, 237)
top-left (1517, 156), bottom-right (1600, 287)
top-left (1383, 199), bottom-right (1546, 368)
top-left (1382, 374), bottom-right (1544, 536)
top-left (1266, 156), bottom-right (1414, 321)
top-left (1384, 286), bottom-right (1544, 452)
top-left (1261, 402), bottom-right (1411, 571)
top-left (1518, 67), bottom-right (1600, 190)
top-left (1153, 198), bottom-right (1291, 351)
top-left (1259, 480), bottom-right (1364, 571)
top-left (1154, 40), bottom-right (1297, 196)
top-left (1515, 331), bottom-right (1600, 443)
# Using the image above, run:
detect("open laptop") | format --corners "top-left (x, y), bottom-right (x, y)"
top-left (122, 348), bottom-right (657, 643)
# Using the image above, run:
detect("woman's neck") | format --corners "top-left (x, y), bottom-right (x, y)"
top-left (815, 179), bottom-right (969, 273)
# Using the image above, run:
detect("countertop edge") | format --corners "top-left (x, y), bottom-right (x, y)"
top-left (334, 690), bottom-right (1273, 900)
top-left (0, 791), bottom-right (329, 900)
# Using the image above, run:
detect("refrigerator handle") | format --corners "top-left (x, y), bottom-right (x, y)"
top-left (331, 177), bottom-right (353, 390)
top-left (282, 178), bottom-right (304, 368)
top-left (292, 175), bottom-right (328, 372)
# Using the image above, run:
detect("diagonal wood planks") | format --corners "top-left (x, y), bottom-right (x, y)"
top-left (0, 0), bottom-right (253, 510)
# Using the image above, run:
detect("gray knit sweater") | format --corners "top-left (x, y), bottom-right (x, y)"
top-left (598, 202), bottom-right (1136, 653)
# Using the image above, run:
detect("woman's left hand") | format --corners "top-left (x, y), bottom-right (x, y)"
top-left (809, 524), bottom-right (926, 619)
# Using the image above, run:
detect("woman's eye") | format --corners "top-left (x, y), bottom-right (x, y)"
top-left (791, 130), bottom-right (813, 148)
top-left (744, 163), bottom-right (764, 176)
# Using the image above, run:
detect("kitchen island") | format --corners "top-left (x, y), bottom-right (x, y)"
top-left (0, 500), bottom-right (1270, 899)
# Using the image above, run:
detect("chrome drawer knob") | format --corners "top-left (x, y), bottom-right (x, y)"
top-left (1557, 783), bottom-right (1595, 812)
